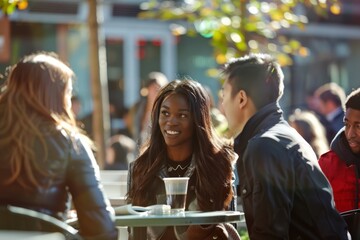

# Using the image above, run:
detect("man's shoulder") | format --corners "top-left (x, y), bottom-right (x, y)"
top-left (319, 150), bottom-right (338, 160)
top-left (250, 122), bottom-right (293, 146)
top-left (248, 122), bottom-right (317, 159)
top-left (318, 150), bottom-right (341, 168)
top-left (246, 132), bottom-right (285, 155)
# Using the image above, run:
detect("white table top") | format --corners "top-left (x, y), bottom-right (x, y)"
top-left (115, 211), bottom-right (244, 227)
top-left (0, 231), bottom-right (64, 240)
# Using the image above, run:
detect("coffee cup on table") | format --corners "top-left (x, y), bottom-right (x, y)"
top-left (163, 177), bottom-right (189, 215)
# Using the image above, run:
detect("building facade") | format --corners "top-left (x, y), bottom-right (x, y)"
top-left (0, 0), bottom-right (359, 120)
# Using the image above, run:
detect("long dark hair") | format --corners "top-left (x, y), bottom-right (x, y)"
top-left (128, 79), bottom-right (236, 210)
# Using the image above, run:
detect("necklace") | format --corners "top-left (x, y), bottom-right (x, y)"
top-left (167, 163), bottom-right (191, 172)
top-left (167, 156), bottom-right (192, 177)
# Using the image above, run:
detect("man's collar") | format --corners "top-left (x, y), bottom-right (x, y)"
top-left (326, 107), bottom-right (343, 121)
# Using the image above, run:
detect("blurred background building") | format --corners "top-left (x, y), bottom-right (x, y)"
top-left (0, 0), bottom-right (359, 120)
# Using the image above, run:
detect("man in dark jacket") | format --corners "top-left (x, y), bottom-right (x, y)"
top-left (314, 82), bottom-right (346, 143)
top-left (319, 88), bottom-right (360, 213)
top-left (220, 53), bottom-right (349, 239)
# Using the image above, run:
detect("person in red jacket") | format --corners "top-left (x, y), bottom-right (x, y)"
top-left (319, 87), bottom-right (360, 213)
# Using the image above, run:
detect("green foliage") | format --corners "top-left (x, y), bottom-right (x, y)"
top-left (0, 0), bottom-right (27, 15)
top-left (139, 0), bottom-right (340, 66)
top-left (239, 228), bottom-right (250, 240)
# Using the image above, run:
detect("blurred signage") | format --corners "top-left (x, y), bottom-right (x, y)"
top-left (0, 16), bottom-right (10, 62)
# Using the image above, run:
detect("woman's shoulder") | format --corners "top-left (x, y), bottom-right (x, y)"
top-left (44, 126), bottom-right (94, 158)
top-left (42, 126), bottom-right (76, 143)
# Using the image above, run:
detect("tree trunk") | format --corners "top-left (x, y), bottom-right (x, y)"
top-left (87, 0), bottom-right (110, 168)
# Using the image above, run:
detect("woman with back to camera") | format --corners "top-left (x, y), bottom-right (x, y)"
top-left (288, 109), bottom-right (330, 158)
top-left (0, 52), bottom-right (118, 239)
top-left (127, 79), bottom-right (239, 240)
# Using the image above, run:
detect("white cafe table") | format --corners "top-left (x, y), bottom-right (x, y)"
top-left (0, 231), bottom-right (65, 240)
top-left (115, 211), bottom-right (244, 227)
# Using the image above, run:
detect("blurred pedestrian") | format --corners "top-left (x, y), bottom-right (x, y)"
top-left (204, 85), bottom-right (230, 138)
top-left (105, 134), bottom-right (136, 170)
top-left (288, 109), bottom-right (329, 158)
top-left (127, 71), bottom-right (168, 146)
top-left (314, 82), bottom-right (346, 143)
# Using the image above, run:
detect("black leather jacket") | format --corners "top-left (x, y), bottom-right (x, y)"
top-left (234, 103), bottom-right (348, 240)
top-left (0, 126), bottom-right (118, 240)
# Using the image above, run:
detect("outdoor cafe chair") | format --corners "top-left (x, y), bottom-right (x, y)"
top-left (0, 205), bottom-right (82, 240)
top-left (340, 208), bottom-right (360, 240)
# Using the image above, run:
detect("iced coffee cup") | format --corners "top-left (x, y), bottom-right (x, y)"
top-left (163, 177), bottom-right (189, 214)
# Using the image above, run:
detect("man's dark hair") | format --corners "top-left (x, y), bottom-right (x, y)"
top-left (221, 53), bottom-right (284, 109)
top-left (315, 82), bottom-right (345, 107)
top-left (345, 87), bottom-right (360, 111)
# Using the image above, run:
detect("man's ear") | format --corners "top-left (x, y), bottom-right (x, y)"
top-left (236, 90), bottom-right (248, 108)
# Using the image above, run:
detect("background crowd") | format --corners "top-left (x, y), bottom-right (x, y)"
top-left (76, 70), bottom-right (354, 177)
top-left (1, 50), bottom-right (359, 240)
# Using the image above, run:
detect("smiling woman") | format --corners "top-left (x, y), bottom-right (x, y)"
top-left (159, 92), bottom-right (194, 150)
top-left (126, 79), bottom-right (240, 240)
